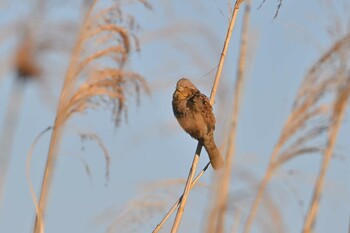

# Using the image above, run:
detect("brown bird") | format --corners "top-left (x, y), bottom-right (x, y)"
top-left (172, 78), bottom-right (224, 170)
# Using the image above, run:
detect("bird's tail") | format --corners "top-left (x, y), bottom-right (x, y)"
top-left (203, 135), bottom-right (224, 170)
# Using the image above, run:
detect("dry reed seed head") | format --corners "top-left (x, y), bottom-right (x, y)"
top-left (106, 199), bottom-right (165, 233)
top-left (62, 0), bottom-right (150, 126)
top-left (15, 37), bottom-right (41, 81)
top-left (79, 132), bottom-right (111, 185)
top-left (274, 31), bottom-right (350, 165)
top-left (105, 178), bottom-right (206, 233)
top-left (293, 33), bottom-right (350, 107)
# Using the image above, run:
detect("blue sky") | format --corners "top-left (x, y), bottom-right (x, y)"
top-left (0, 0), bottom-right (349, 233)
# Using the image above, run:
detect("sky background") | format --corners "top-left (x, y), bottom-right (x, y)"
top-left (0, 0), bottom-right (349, 233)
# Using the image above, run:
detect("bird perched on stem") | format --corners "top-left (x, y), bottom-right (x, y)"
top-left (172, 78), bottom-right (224, 170)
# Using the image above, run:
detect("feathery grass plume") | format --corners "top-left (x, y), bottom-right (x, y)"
top-left (302, 33), bottom-right (350, 232)
top-left (100, 178), bottom-right (207, 233)
top-left (227, 187), bottom-right (285, 233)
top-left (79, 131), bottom-right (111, 185)
top-left (303, 77), bottom-right (350, 233)
top-left (243, 31), bottom-right (350, 233)
top-left (170, 1), bottom-right (245, 232)
top-left (107, 198), bottom-right (165, 233)
top-left (33, 1), bottom-right (150, 233)
top-left (206, 1), bottom-right (251, 232)
top-left (207, 166), bottom-right (286, 233)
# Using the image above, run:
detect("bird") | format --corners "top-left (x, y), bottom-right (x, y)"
top-left (172, 78), bottom-right (224, 170)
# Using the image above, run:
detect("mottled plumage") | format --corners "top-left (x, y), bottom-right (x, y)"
top-left (172, 78), bottom-right (224, 170)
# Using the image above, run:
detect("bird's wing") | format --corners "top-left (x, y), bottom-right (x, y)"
top-left (189, 92), bottom-right (216, 131)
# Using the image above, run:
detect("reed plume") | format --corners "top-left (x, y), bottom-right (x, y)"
top-left (33, 1), bottom-right (149, 232)
top-left (243, 31), bottom-right (350, 233)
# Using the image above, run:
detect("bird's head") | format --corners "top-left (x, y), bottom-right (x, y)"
top-left (173, 78), bottom-right (198, 100)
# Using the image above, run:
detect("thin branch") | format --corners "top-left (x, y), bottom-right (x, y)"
top-left (26, 127), bottom-right (52, 233)
top-left (152, 163), bottom-right (210, 233)
top-left (209, 0), bottom-right (245, 105)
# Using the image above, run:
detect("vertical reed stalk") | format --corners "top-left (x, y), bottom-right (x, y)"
top-left (302, 78), bottom-right (350, 233)
top-left (170, 1), bottom-right (245, 232)
top-left (33, 115), bottom-right (64, 233)
top-left (0, 80), bottom-right (25, 205)
top-left (214, 1), bottom-right (251, 232)
top-left (33, 2), bottom-right (97, 232)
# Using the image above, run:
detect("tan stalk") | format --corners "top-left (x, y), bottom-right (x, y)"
top-left (170, 1), bottom-right (245, 232)
top-left (0, 81), bottom-right (25, 205)
top-left (303, 78), bottom-right (350, 232)
top-left (26, 127), bottom-right (52, 233)
top-left (33, 2), bottom-right (98, 233)
top-left (33, 116), bottom-right (66, 233)
top-left (213, 1), bottom-right (251, 232)
top-left (170, 143), bottom-right (203, 233)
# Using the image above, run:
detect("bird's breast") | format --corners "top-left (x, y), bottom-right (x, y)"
top-left (176, 110), bottom-right (208, 140)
